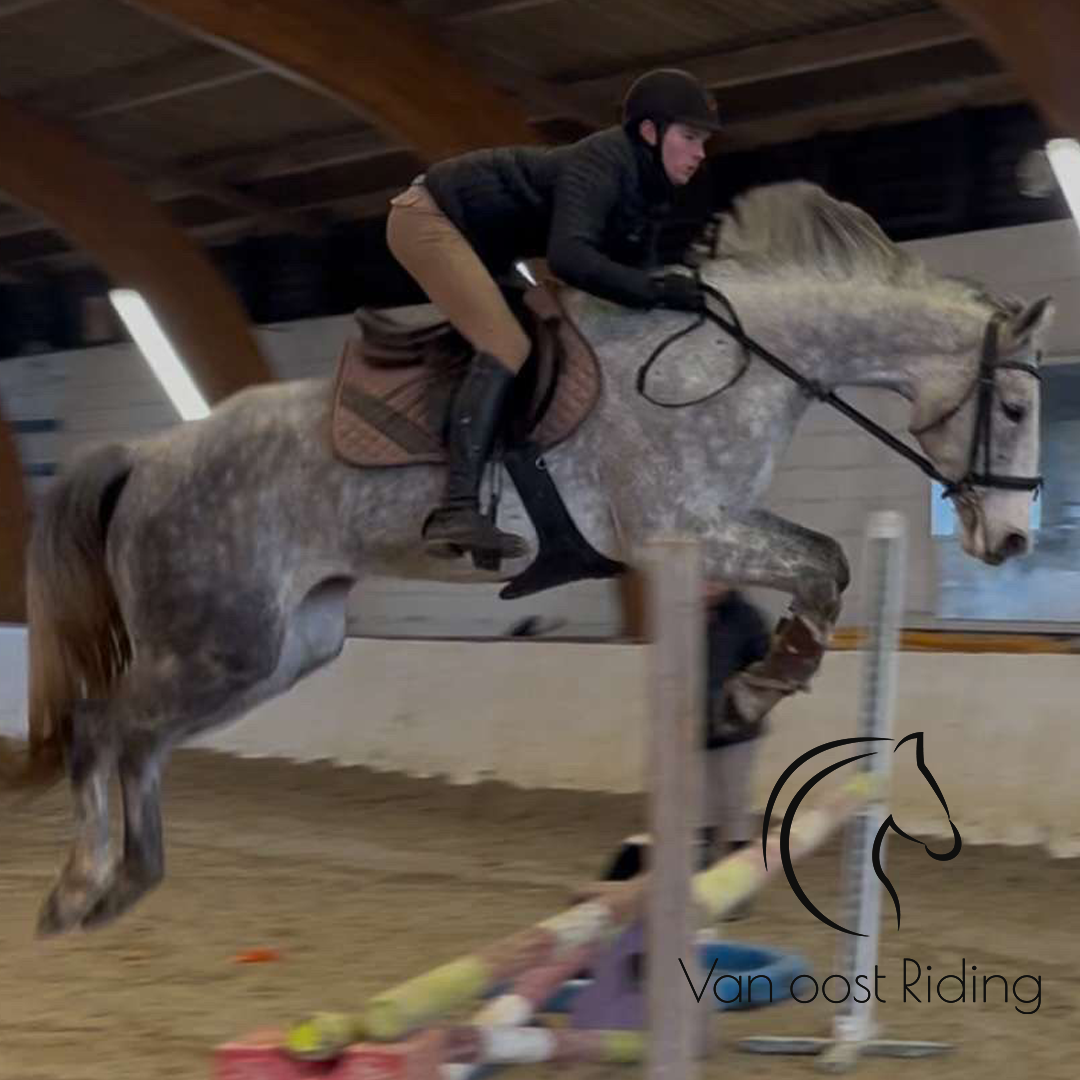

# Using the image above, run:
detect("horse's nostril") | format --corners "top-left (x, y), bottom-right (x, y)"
top-left (1002, 532), bottom-right (1028, 559)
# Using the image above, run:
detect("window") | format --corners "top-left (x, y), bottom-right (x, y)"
top-left (930, 481), bottom-right (1042, 536)
top-left (933, 359), bottom-right (1080, 623)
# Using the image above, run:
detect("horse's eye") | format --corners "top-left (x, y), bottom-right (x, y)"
top-left (1001, 401), bottom-right (1026, 424)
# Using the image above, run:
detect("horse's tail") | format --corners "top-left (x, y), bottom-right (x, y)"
top-left (0, 444), bottom-right (135, 790)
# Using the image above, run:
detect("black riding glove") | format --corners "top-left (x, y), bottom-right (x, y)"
top-left (652, 272), bottom-right (706, 313)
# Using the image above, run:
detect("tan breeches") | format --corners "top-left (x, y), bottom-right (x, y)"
top-left (385, 184), bottom-right (531, 372)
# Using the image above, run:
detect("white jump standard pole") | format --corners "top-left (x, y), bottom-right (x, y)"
top-left (738, 510), bottom-right (953, 1072)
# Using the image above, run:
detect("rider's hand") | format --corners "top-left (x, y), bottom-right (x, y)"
top-left (652, 272), bottom-right (706, 313)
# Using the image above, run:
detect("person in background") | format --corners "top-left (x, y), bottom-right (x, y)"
top-left (603, 582), bottom-right (771, 921)
top-left (700, 581), bottom-right (771, 880)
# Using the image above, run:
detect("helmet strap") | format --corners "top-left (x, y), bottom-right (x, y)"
top-left (627, 117), bottom-right (675, 196)
top-left (652, 118), bottom-right (668, 166)
top-left (648, 119), bottom-right (673, 191)
top-left (630, 117), bottom-right (668, 168)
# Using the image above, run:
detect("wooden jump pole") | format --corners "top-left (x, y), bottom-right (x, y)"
top-left (641, 535), bottom-right (708, 1080)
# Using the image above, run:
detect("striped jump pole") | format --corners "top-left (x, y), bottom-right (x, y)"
top-left (280, 532), bottom-right (892, 1068)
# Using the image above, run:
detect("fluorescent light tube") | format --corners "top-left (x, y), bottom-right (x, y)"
top-left (1047, 138), bottom-right (1080, 225)
top-left (515, 259), bottom-right (538, 286)
top-left (109, 289), bottom-right (209, 421)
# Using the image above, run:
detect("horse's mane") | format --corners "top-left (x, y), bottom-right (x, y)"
top-left (699, 181), bottom-right (1023, 317)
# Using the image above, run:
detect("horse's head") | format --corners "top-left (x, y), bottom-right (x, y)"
top-left (691, 180), bottom-right (1057, 567)
top-left (906, 296), bottom-right (1054, 565)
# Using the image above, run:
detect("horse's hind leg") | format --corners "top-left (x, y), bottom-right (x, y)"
top-left (37, 700), bottom-right (119, 936)
top-left (36, 668), bottom-right (189, 936)
top-left (36, 647), bottom-right (275, 936)
top-left (72, 578), bottom-right (351, 933)
top-left (77, 728), bottom-right (167, 930)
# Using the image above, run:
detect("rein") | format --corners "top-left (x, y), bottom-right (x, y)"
top-left (636, 280), bottom-right (1042, 499)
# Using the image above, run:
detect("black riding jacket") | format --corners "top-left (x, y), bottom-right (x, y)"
top-left (422, 126), bottom-right (675, 309)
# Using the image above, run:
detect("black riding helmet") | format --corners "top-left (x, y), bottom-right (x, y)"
top-left (622, 68), bottom-right (722, 135)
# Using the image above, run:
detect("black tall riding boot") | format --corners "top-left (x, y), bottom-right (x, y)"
top-left (422, 352), bottom-right (529, 560)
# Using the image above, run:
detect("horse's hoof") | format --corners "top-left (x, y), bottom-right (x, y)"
top-left (36, 877), bottom-right (109, 937)
top-left (36, 893), bottom-right (73, 938)
top-left (79, 872), bottom-right (153, 931)
top-left (79, 897), bottom-right (124, 931)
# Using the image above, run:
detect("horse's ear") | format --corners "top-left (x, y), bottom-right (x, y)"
top-left (1003, 296), bottom-right (1055, 351)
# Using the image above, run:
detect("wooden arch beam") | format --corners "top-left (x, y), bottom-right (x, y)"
top-left (125, 0), bottom-right (541, 160)
top-left (0, 99), bottom-right (271, 403)
top-left (941, 1), bottom-right (1080, 138)
top-left (0, 409), bottom-right (29, 623)
top-left (0, 97), bottom-right (274, 620)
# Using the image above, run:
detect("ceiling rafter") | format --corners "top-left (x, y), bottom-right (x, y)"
top-left (718, 71), bottom-right (1019, 151)
top-left (0, 167), bottom-right (323, 241)
top-left (0, 8), bottom-right (987, 211)
top-left (566, 10), bottom-right (974, 108)
top-left (123, 0), bottom-right (541, 159)
top-left (17, 48), bottom-right (323, 232)
top-left (0, 69), bottom-right (1026, 250)
top-left (21, 42), bottom-right (259, 119)
top-left (405, 0), bottom-right (563, 22)
top-left (431, 24), bottom-right (607, 128)
top-left (0, 0), bottom-right (1052, 278)
top-left (183, 127), bottom-right (399, 183)
top-left (145, 169), bottom-right (324, 233)
top-left (0, 0), bottom-right (62, 17)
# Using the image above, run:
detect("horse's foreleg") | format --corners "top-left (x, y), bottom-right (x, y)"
top-left (718, 604), bottom-right (839, 742)
top-left (690, 509), bottom-right (850, 741)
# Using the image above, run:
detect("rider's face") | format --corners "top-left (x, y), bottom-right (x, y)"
top-left (648, 122), bottom-right (709, 185)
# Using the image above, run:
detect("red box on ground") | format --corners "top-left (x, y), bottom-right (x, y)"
top-left (215, 1028), bottom-right (445, 1080)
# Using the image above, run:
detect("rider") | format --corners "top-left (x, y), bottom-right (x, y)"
top-left (385, 68), bottom-right (721, 560)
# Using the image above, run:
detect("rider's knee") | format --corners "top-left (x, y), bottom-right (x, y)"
top-left (498, 325), bottom-right (531, 372)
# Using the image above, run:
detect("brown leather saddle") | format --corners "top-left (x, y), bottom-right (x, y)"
top-left (331, 283), bottom-right (600, 468)
top-left (329, 282), bottom-right (625, 600)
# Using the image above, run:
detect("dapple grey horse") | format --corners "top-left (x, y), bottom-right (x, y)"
top-left (4, 181), bottom-right (1052, 936)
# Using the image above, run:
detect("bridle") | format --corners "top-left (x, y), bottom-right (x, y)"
top-left (636, 282), bottom-right (1043, 500)
top-left (908, 313), bottom-right (1042, 498)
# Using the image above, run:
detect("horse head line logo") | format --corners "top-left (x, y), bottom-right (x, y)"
top-left (762, 731), bottom-right (962, 937)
